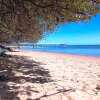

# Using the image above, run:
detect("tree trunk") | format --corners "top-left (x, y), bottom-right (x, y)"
top-left (0, 44), bottom-right (12, 56)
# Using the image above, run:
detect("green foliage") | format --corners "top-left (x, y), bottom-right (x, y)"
top-left (0, 0), bottom-right (100, 43)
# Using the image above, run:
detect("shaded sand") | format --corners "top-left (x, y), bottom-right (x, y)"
top-left (0, 50), bottom-right (100, 100)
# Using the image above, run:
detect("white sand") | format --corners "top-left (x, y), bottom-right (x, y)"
top-left (7, 51), bottom-right (100, 100)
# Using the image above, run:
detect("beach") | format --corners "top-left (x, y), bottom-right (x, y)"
top-left (1, 50), bottom-right (100, 100)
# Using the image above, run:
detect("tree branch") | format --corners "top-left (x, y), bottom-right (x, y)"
top-left (24, 0), bottom-right (54, 8)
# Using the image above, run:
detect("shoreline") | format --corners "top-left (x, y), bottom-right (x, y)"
top-left (9, 50), bottom-right (100, 63)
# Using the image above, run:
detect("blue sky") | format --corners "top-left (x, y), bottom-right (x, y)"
top-left (38, 14), bottom-right (100, 45)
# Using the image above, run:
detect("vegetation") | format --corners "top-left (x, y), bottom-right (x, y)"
top-left (0, 1), bottom-right (100, 99)
top-left (0, 0), bottom-right (100, 43)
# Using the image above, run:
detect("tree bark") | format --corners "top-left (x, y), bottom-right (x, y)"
top-left (0, 44), bottom-right (12, 56)
top-left (0, 45), bottom-right (12, 51)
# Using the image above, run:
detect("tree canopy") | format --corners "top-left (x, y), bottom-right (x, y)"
top-left (0, 0), bottom-right (100, 43)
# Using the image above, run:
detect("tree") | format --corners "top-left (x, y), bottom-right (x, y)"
top-left (0, 0), bottom-right (100, 43)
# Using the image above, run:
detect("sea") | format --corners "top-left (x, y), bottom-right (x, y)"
top-left (19, 44), bottom-right (100, 57)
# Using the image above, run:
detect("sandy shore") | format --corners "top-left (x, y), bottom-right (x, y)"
top-left (10, 50), bottom-right (100, 62)
top-left (2, 51), bottom-right (100, 100)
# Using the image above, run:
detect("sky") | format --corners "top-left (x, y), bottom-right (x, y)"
top-left (38, 14), bottom-right (100, 45)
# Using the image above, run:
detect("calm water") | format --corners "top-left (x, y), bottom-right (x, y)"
top-left (20, 45), bottom-right (100, 57)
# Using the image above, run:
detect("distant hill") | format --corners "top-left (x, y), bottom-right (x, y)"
top-left (34, 44), bottom-right (100, 49)
top-left (14, 43), bottom-right (100, 49)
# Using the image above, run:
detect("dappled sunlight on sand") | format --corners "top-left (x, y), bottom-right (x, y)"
top-left (0, 51), bottom-right (100, 100)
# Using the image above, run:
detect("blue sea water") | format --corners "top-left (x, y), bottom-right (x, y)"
top-left (20, 45), bottom-right (100, 57)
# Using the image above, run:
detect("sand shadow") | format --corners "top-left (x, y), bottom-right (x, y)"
top-left (0, 54), bottom-right (52, 100)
